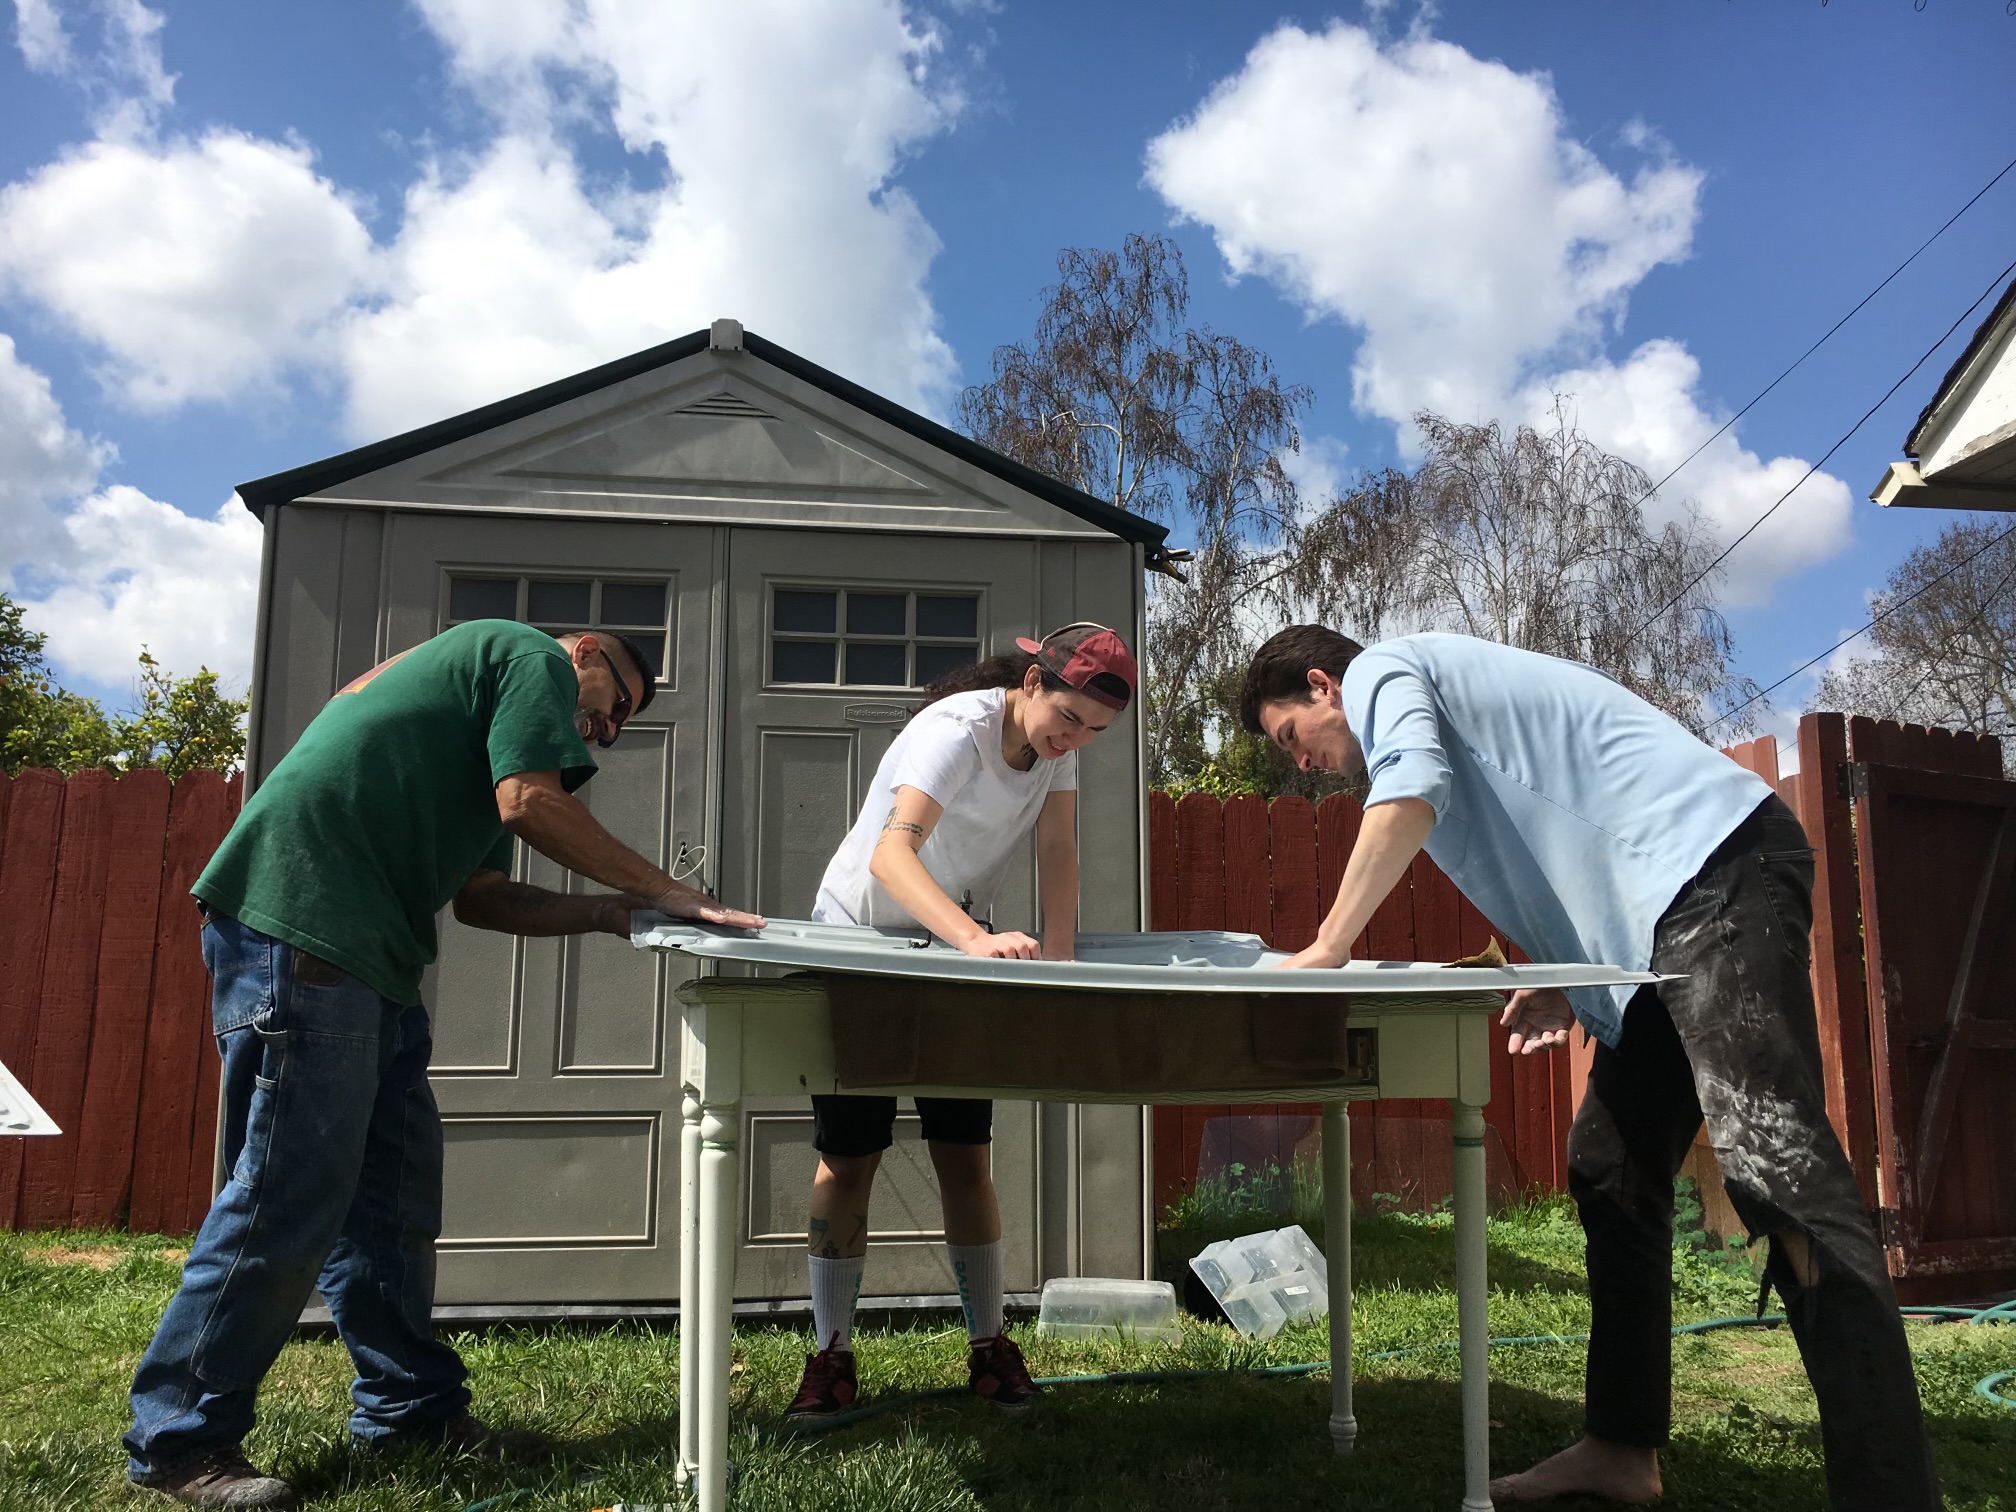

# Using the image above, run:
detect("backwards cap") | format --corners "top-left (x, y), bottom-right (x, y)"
top-left (1014, 622), bottom-right (1137, 711)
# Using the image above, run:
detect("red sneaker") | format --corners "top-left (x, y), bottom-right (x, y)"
top-left (967, 1333), bottom-right (1039, 1411)
top-left (784, 1339), bottom-right (859, 1420)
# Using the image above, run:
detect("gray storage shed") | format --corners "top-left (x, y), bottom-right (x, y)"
top-left (234, 319), bottom-right (1171, 1309)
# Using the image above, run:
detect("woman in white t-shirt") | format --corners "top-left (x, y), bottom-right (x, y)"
top-left (783, 622), bottom-right (1137, 1422)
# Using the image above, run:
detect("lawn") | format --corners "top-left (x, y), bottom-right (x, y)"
top-left (2, 1198), bottom-right (2010, 1511)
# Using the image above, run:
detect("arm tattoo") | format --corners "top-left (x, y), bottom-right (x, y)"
top-left (877, 805), bottom-right (925, 843)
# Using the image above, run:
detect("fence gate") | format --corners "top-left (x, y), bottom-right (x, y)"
top-left (1850, 756), bottom-right (2016, 1284)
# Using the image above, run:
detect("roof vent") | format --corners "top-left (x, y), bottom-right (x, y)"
top-left (710, 318), bottom-right (744, 352)
top-left (675, 390), bottom-right (776, 421)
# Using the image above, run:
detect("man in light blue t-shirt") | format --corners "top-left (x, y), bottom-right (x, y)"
top-left (1241, 626), bottom-right (1934, 1512)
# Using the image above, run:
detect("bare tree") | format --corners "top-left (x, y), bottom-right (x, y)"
top-left (1810, 518), bottom-right (2016, 769)
top-left (959, 234), bottom-right (1312, 785)
top-left (1285, 403), bottom-right (1759, 738)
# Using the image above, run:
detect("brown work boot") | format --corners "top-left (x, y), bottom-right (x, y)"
top-left (967, 1333), bottom-right (1039, 1411)
top-left (360, 1409), bottom-right (549, 1462)
top-left (783, 1340), bottom-right (860, 1421)
top-left (129, 1446), bottom-right (297, 1508)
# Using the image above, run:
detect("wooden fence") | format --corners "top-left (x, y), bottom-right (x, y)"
top-left (2, 711), bottom-right (2007, 1276)
top-left (1144, 714), bottom-right (2011, 1253)
top-left (0, 768), bottom-right (242, 1235)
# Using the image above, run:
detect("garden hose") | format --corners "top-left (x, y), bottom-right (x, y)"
top-left (780, 1300), bottom-right (2016, 1436)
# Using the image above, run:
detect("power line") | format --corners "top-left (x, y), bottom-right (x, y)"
top-left (1622, 149), bottom-right (2016, 523)
top-left (1627, 251), bottom-right (2016, 649)
top-left (1703, 518), bottom-right (2016, 735)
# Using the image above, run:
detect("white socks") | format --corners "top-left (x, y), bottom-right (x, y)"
top-left (809, 1243), bottom-right (1003, 1350)
top-left (808, 1254), bottom-right (865, 1354)
top-left (947, 1240), bottom-right (1004, 1342)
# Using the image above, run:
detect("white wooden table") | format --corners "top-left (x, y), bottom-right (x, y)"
top-left (666, 973), bottom-right (1502, 1512)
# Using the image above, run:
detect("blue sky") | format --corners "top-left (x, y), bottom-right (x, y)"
top-left (3, 0), bottom-right (2013, 760)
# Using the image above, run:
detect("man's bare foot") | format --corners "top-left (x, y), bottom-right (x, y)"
top-left (1490, 1435), bottom-right (1663, 1504)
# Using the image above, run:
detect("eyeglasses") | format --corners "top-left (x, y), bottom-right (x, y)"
top-left (595, 649), bottom-right (634, 748)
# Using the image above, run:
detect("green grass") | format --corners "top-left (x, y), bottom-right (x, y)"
top-left (2, 1203), bottom-right (2010, 1511)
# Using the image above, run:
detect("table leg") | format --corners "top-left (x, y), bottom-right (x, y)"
top-left (1451, 1100), bottom-right (1493, 1512)
top-left (676, 1084), bottom-right (703, 1486)
top-left (696, 1089), bottom-right (742, 1511)
top-left (1321, 1101), bottom-right (1357, 1455)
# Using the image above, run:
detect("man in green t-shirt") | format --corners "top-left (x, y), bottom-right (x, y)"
top-left (124, 620), bottom-right (763, 1509)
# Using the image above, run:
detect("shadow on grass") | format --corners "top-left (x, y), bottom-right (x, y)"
top-left (728, 1373), bottom-right (1859, 1512)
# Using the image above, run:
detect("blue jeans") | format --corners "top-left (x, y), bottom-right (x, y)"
top-left (125, 914), bottom-right (470, 1476)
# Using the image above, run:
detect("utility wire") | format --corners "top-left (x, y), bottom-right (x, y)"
top-left (1628, 251), bottom-right (2016, 649)
top-left (1703, 519), bottom-right (2016, 735)
top-left (1621, 150), bottom-right (2016, 525)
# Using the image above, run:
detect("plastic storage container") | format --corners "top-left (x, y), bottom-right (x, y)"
top-left (1188, 1223), bottom-right (1332, 1340)
top-left (1035, 1277), bottom-right (1184, 1344)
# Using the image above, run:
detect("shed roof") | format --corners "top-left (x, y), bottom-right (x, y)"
top-left (235, 325), bottom-right (1169, 550)
top-left (1906, 272), bottom-right (2016, 460)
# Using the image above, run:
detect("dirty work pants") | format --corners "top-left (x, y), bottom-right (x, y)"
top-left (1568, 793), bottom-right (1939, 1511)
top-left (124, 913), bottom-right (469, 1477)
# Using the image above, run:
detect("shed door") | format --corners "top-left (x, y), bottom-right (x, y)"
top-left (719, 528), bottom-right (1043, 1300)
top-left (380, 514), bottom-right (722, 1303)
top-left (1851, 761), bottom-right (2016, 1282)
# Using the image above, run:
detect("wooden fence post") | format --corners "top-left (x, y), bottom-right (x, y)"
top-left (130, 771), bottom-right (233, 1236)
top-left (69, 771), bottom-right (175, 1227)
top-left (1798, 714), bottom-right (1878, 1207)
top-left (1222, 794), bottom-right (1272, 938)
top-left (1267, 797), bottom-right (1320, 953)
top-left (1147, 792), bottom-right (1179, 933)
top-left (18, 769), bottom-right (117, 1227)
top-left (0, 770), bottom-right (65, 1229)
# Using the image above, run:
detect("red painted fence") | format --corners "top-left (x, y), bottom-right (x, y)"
top-left (1146, 787), bottom-right (1570, 1216)
top-left (0, 767), bottom-right (241, 1235)
top-left (1146, 715), bottom-right (2011, 1241)
top-left (3, 710), bottom-right (2008, 1273)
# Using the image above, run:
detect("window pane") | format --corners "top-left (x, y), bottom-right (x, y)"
top-left (846, 592), bottom-right (906, 636)
top-left (771, 640), bottom-right (836, 683)
top-left (528, 579), bottom-right (592, 623)
top-left (773, 590), bottom-right (837, 634)
top-left (600, 581), bottom-right (668, 626)
top-left (620, 634), bottom-right (666, 680)
top-left (845, 642), bottom-right (907, 686)
top-left (449, 576), bottom-right (518, 621)
top-left (914, 643), bottom-right (977, 686)
top-left (915, 594), bottom-right (977, 639)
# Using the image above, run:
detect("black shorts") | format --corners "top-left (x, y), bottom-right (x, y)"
top-left (810, 1095), bottom-right (993, 1156)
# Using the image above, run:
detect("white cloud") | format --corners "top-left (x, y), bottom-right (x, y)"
top-left (0, 331), bottom-right (108, 573)
top-left (1277, 433), bottom-right (1352, 524)
top-left (1145, 20), bottom-right (1853, 603)
top-left (13, 0), bottom-right (70, 73)
top-left (1527, 342), bottom-right (1853, 605)
top-left (0, 131), bottom-right (376, 408)
top-left (99, 0), bottom-right (173, 111)
top-left (0, 336), bottom-right (259, 686)
top-left (337, 0), bottom-right (962, 436)
top-left (12, 0), bottom-right (174, 126)
top-left (17, 487), bottom-right (261, 683)
top-left (2, 0), bottom-right (967, 436)
top-left (1147, 23), bottom-right (1700, 426)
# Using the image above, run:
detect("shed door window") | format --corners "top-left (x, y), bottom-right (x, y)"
top-left (768, 587), bottom-right (980, 688)
top-left (445, 574), bottom-right (672, 680)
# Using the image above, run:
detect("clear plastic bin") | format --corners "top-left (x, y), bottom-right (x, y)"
top-left (1188, 1223), bottom-right (1332, 1339)
top-left (1035, 1277), bottom-right (1184, 1344)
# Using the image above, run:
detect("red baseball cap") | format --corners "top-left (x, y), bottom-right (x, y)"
top-left (1015, 621), bottom-right (1138, 711)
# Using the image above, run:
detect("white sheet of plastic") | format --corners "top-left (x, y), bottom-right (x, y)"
top-left (0, 1056), bottom-right (59, 1136)
top-left (631, 915), bottom-right (1664, 995)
